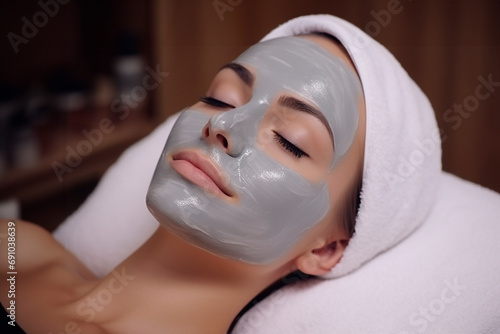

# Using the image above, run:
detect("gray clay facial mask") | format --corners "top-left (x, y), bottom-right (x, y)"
top-left (147, 36), bottom-right (362, 264)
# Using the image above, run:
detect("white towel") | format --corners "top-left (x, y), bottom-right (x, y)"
top-left (54, 14), bottom-right (500, 333)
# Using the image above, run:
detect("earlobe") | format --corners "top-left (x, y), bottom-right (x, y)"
top-left (296, 240), bottom-right (348, 276)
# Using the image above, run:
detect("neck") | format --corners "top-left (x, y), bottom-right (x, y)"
top-left (84, 226), bottom-right (289, 334)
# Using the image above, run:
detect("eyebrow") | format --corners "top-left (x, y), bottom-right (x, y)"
top-left (278, 96), bottom-right (334, 143)
top-left (219, 63), bottom-right (254, 87)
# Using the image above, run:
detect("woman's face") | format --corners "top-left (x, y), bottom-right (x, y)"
top-left (147, 35), bottom-right (364, 265)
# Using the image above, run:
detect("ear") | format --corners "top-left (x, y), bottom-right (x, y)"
top-left (295, 239), bottom-right (349, 276)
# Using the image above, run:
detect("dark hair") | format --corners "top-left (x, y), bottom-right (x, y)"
top-left (311, 31), bottom-right (342, 44)
top-left (342, 168), bottom-right (363, 238)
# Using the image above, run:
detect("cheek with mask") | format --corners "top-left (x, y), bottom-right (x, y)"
top-left (146, 36), bottom-right (362, 265)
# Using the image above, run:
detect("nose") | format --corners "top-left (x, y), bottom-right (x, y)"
top-left (202, 116), bottom-right (244, 157)
top-left (202, 123), bottom-right (229, 150)
top-left (201, 102), bottom-right (266, 156)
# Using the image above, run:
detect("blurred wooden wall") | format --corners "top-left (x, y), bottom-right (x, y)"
top-left (152, 0), bottom-right (500, 193)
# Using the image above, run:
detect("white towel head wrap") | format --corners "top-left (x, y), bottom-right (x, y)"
top-left (262, 14), bottom-right (442, 278)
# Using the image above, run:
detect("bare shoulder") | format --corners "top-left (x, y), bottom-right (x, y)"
top-left (0, 219), bottom-right (80, 274)
top-left (0, 220), bottom-right (105, 333)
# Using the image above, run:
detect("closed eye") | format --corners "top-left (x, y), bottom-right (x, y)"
top-left (200, 96), bottom-right (236, 109)
top-left (273, 131), bottom-right (309, 158)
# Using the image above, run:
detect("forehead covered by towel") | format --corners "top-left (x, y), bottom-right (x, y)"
top-left (262, 15), bottom-right (442, 278)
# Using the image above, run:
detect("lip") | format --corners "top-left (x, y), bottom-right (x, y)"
top-left (169, 150), bottom-right (234, 199)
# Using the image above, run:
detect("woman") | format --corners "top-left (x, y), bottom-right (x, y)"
top-left (49, 15), bottom-right (500, 334)
top-left (1, 32), bottom-right (367, 333)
